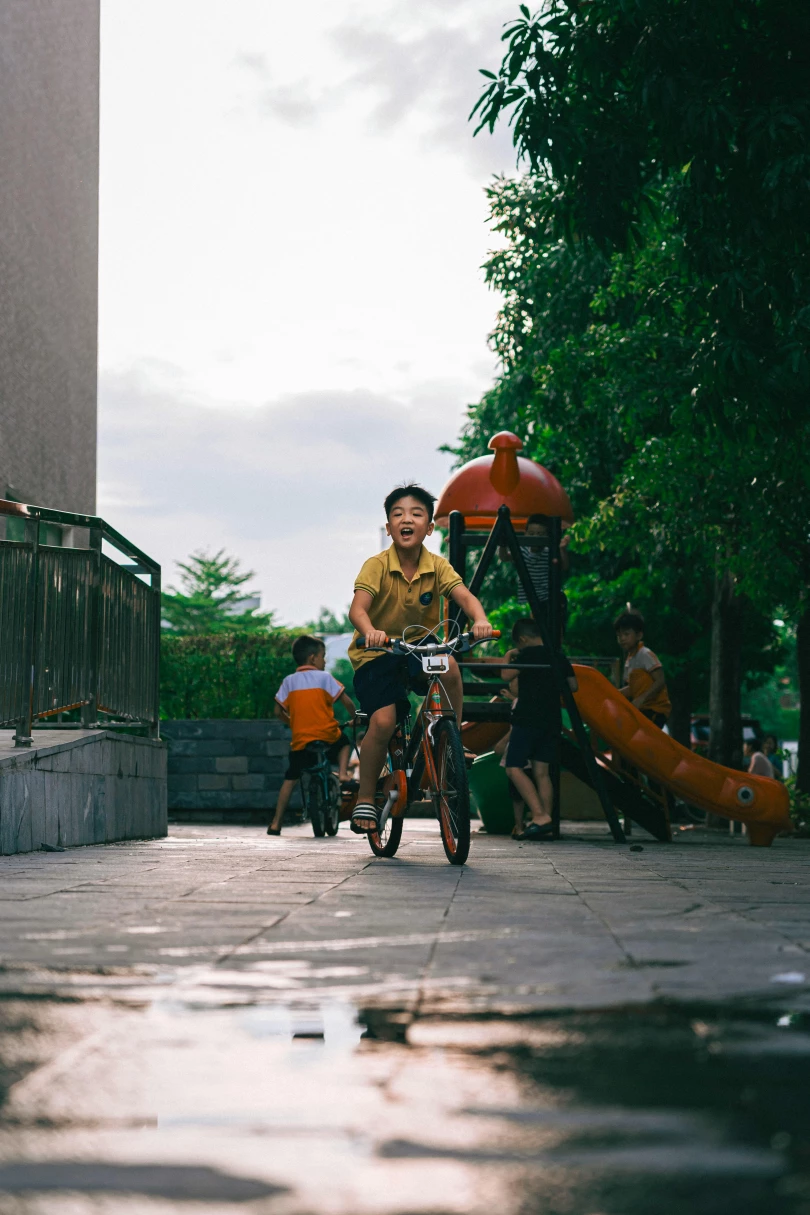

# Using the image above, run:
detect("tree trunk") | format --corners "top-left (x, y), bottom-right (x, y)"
top-left (707, 569), bottom-right (743, 827)
top-left (667, 660), bottom-right (692, 750)
top-left (797, 605), bottom-right (810, 794)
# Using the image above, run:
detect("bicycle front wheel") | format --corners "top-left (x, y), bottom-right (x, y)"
top-left (368, 769), bottom-right (404, 858)
top-left (433, 719), bottom-right (470, 865)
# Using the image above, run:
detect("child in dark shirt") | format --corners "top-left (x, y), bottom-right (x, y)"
top-left (501, 617), bottom-right (577, 841)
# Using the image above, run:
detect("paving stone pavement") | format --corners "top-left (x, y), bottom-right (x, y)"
top-left (1, 822), bottom-right (807, 1011)
top-left (0, 822), bottom-right (808, 1215)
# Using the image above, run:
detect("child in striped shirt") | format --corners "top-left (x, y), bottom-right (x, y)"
top-left (500, 514), bottom-right (570, 613)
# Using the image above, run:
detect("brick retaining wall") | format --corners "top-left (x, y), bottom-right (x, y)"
top-left (162, 721), bottom-right (298, 822)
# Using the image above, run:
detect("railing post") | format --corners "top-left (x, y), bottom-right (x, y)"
top-left (82, 525), bottom-right (102, 729)
top-left (447, 511), bottom-right (466, 637)
top-left (150, 564), bottom-right (161, 740)
top-left (14, 516), bottom-right (40, 746)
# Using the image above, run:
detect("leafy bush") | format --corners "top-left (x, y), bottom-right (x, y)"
top-left (786, 776), bottom-right (810, 838)
top-left (160, 631), bottom-right (296, 719)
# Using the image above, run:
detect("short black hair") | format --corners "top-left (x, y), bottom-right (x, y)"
top-left (525, 513), bottom-right (551, 529)
top-left (384, 483), bottom-right (436, 521)
top-left (613, 609), bottom-right (645, 634)
top-left (512, 617), bottom-right (543, 644)
top-left (292, 634), bottom-right (324, 666)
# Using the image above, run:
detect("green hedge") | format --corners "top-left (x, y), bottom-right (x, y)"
top-left (160, 631), bottom-right (296, 719)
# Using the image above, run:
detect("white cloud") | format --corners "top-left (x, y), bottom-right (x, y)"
top-left (98, 366), bottom-right (471, 622)
top-left (98, 1), bottom-right (519, 621)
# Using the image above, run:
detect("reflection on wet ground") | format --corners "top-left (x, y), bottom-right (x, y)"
top-left (2, 822), bottom-right (809, 1212)
top-left (1, 994), bottom-right (809, 1214)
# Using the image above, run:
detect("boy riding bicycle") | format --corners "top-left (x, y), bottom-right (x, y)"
top-left (347, 483), bottom-right (493, 832)
top-left (267, 634), bottom-right (355, 836)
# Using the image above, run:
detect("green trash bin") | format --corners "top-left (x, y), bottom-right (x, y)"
top-left (468, 750), bottom-right (513, 835)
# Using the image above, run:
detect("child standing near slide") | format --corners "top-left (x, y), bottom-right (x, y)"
top-left (501, 617), bottom-right (578, 841)
top-left (614, 609), bottom-right (671, 727)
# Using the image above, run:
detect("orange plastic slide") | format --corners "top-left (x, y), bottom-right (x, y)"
top-left (572, 664), bottom-right (792, 846)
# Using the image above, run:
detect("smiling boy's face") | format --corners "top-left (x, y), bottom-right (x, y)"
top-left (386, 495), bottom-right (434, 553)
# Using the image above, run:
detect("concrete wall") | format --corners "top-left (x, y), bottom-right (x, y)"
top-left (0, 0), bottom-right (99, 513)
top-left (163, 721), bottom-right (293, 821)
top-left (0, 730), bottom-right (166, 855)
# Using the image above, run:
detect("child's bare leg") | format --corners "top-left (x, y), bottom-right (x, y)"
top-left (506, 766), bottom-right (551, 826)
top-left (505, 767), bottom-right (549, 825)
top-left (512, 798), bottom-right (525, 834)
top-left (356, 704), bottom-right (397, 825)
top-left (336, 744), bottom-right (351, 782)
top-left (531, 761), bottom-right (553, 825)
top-left (269, 778), bottom-right (297, 833)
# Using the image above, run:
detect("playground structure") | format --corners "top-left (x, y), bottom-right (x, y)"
top-left (436, 433), bottom-right (792, 847)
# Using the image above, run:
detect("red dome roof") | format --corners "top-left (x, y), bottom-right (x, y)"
top-left (435, 432), bottom-right (573, 529)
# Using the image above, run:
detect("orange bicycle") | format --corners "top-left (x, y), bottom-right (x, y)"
top-left (356, 626), bottom-right (500, 865)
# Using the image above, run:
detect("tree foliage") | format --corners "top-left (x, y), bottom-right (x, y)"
top-left (160, 632), bottom-right (295, 719)
top-left (462, 5), bottom-right (810, 773)
top-left (452, 174), bottom-right (781, 741)
top-left (305, 606), bottom-right (354, 635)
top-left (472, 0), bottom-right (810, 427)
top-left (161, 550), bottom-right (274, 635)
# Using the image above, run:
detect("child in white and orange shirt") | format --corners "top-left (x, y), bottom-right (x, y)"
top-left (267, 635), bottom-right (355, 835)
top-left (614, 609), bottom-right (671, 727)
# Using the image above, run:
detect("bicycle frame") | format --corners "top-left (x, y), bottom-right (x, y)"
top-left (403, 670), bottom-right (456, 805)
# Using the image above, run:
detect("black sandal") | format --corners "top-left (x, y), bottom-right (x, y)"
top-left (351, 802), bottom-right (378, 833)
top-left (518, 821), bottom-right (554, 841)
top-left (267, 826), bottom-right (282, 836)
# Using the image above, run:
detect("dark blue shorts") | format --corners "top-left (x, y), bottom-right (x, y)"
top-left (285, 733), bottom-right (350, 781)
top-left (353, 653), bottom-right (428, 718)
top-left (505, 723), bottom-right (558, 768)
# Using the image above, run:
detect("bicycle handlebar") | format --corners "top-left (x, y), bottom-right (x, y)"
top-left (356, 629), bottom-right (501, 655)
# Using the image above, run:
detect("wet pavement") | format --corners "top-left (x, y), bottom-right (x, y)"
top-left (0, 822), bottom-right (808, 1213)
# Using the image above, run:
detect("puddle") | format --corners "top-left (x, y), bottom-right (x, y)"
top-left (0, 998), bottom-right (808, 1213)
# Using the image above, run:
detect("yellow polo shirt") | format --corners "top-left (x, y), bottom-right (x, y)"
top-left (349, 545), bottom-right (463, 671)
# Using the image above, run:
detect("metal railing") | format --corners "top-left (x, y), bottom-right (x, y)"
top-left (0, 499), bottom-right (160, 744)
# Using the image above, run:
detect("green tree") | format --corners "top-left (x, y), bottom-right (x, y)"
top-left (161, 550), bottom-right (273, 635)
top-left (451, 175), bottom-right (782, 751)
top-left (472, 1), bottom-right (810, 428)
top-left (467, 6), bottom-right (810, 777)
top-left (305, 606), bottom-right (353, 634)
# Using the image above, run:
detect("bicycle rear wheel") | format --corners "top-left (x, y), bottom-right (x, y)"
top-left (433, 719), bottom-right (470, 865)
top-left (303, 773), bottom-right (326, 837)
top-left (324, 774), bottom-right (341, 836)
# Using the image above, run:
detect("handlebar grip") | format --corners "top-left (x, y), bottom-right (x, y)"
top-left (491, 628), bottom-right (501, 638)
top-left (355, 636), bottom-right (390, 649)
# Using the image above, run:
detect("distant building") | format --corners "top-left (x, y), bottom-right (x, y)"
top-left (0, 0), bottom-right (100, 534)
top-left (225, 596), bottom-right (262, 617)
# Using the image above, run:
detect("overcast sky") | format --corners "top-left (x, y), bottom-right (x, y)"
top-left (98, 0), bottom-right (517, 624)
